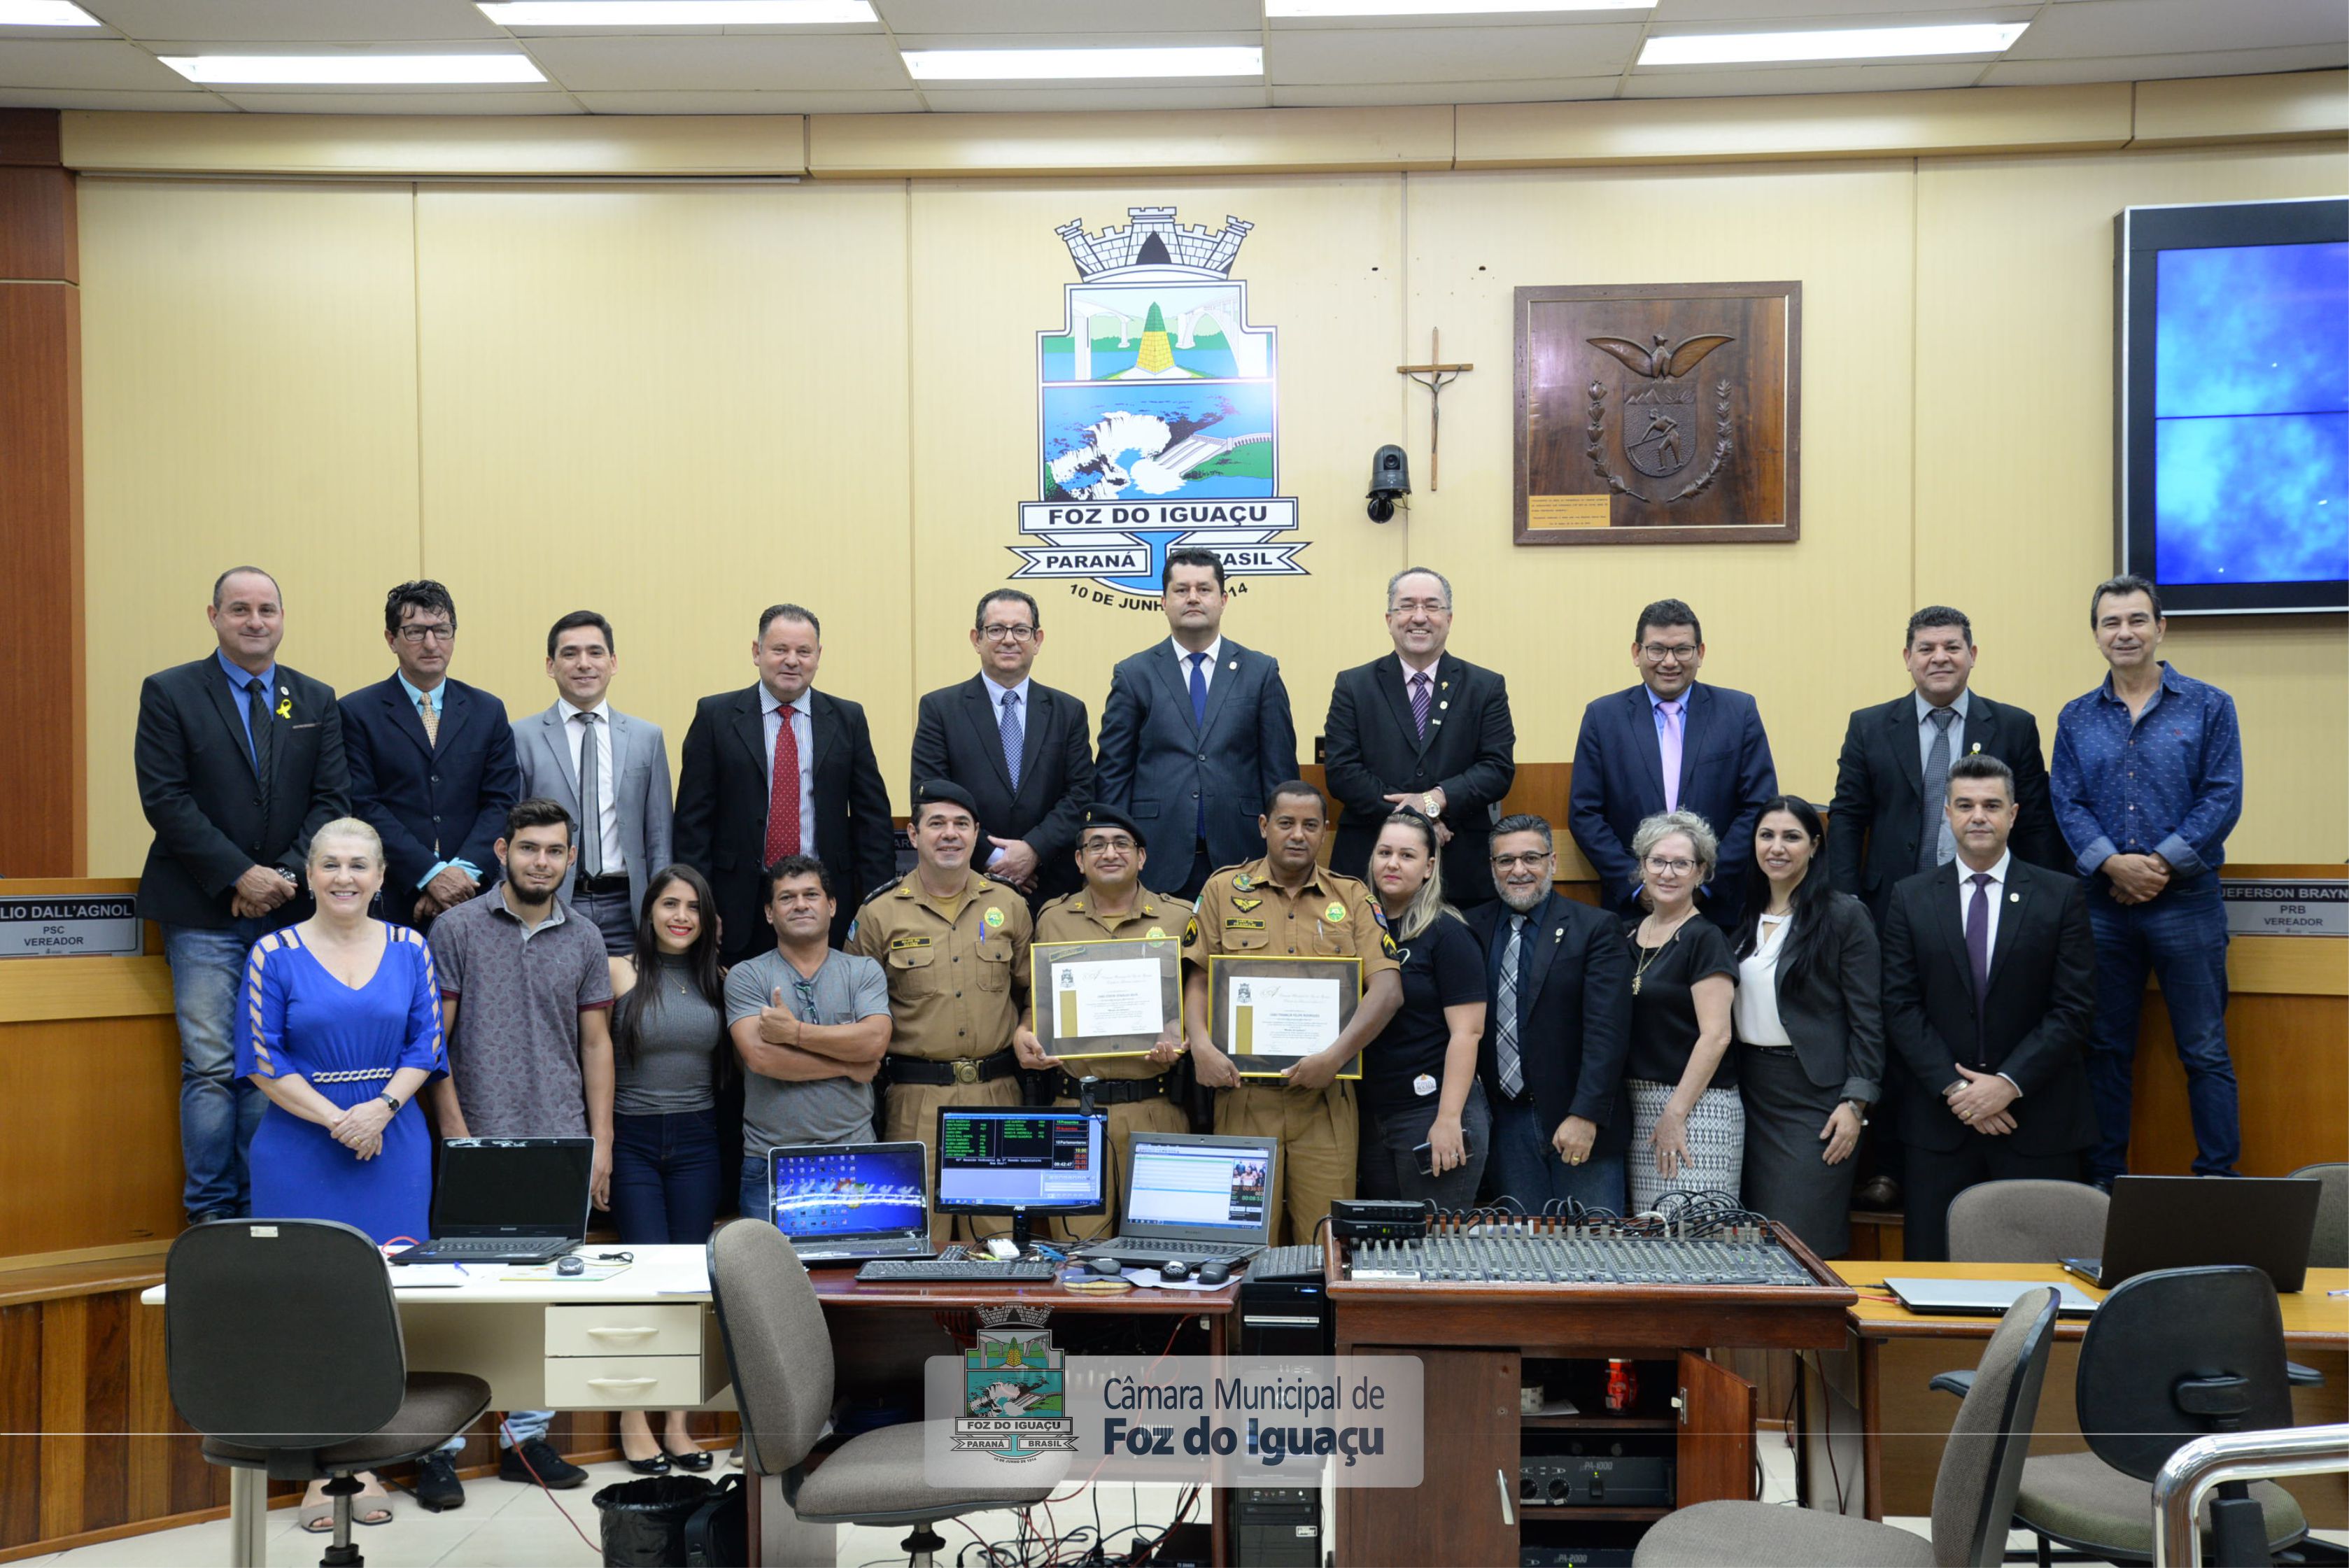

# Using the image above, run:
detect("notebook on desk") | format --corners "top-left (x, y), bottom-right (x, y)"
top-left (766, 1141), bottom-right (933, 1263)
top-left (389, 1138), bottom-right (593, 1265)
top-left (2059, 1174), bottom-right (2322, 1292)
top-left (1078, 1132), bottom-right (1279, 1268)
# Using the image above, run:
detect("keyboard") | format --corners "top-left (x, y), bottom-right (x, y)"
top-left (1243, 1245), bottom-right (1327, 1281)
top-left (394, 1237), bottom-right (569, 1262)
top-left (1082, 1239), bottom-right (1260, 1266)
top-left (855, 1257), bottom-right (1060, 1283)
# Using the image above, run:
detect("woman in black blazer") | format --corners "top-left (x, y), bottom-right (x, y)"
top-left (1729, 796), bottom-right (1883, 1257)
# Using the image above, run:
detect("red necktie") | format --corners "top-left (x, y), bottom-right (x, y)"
top-left (765, 707), bottom-right (802, 868)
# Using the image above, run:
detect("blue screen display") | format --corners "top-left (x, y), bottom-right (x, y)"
top-left (767, 1145), bottom-right (927, 1238)
top-left (2152, 241), bottom-right (2349, 586)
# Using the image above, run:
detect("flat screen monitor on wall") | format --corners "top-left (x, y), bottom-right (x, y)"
top-left (2116, 197), bottom-right (2348, 616)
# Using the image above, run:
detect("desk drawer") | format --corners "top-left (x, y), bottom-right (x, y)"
top-left (542, 1354), bottom-right (713, 1409)
top-left (546, 1304), bottom-right (705, 1357)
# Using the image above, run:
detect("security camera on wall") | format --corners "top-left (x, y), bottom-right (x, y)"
top-left (1367, 445), bottom-right (1411, 523)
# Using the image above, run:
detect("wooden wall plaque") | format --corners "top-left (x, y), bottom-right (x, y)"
top-left (1514, 281), bottom-right (1801, 546)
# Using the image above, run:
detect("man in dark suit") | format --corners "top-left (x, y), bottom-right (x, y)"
top-left (1881, 754), bottom-right (2098, 1261)
top-left (340, 580), bottom-right (521, 928)
top-left (1465, 814), bottom-right (1633, 1213)
top-left (1323, 567), bottom-right (1515, 907)
top-left (1095, 548), bottom-right (1298, 898)
top-left (136, 566), bottom-right (349, 1223)
top-left (910, 588), bottom-right (1094, 908)
top-left (1828, 604), bottom-right (2062, 1210)
top-left (673, 602), bottom-right (894, 960)
top-left (1568, 598), bottom-right (1776, 926)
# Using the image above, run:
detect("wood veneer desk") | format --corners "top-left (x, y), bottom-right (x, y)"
top-left (1798, 1262), bottom-right (2348, 1527)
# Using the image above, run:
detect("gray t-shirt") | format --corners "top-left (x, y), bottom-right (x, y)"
top-left (723, 947), bottom-right (890, 1158)
top-left (428, 890), bottom-right (613, 1139)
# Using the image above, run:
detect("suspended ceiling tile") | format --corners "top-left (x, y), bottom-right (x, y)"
top-left (876, 0), bottom-right (1263, 31)
top-left (1984, 43), bottom-right (2349, 87)
top-left (1623, 60), bottom-right (1984, 95)
top-left (1274, 75), bottom-right (1619, 105)
top-left (913, 83), bottom-right (1274, 111)
top-left (0, 39), bottom-right (191, 89)
top-left (214, 88), bottom-right (585, 111)
top-left (1270, 22), bottom-right (1644, 85)
top-left (2007, 0), bottom-right (2348, 60)
top-left (574, 87), bottom-right (920, 111)
top-left (525, 31), bottom-right (912, 90)
top-left (0, 85), bottom-right (232, 108)
top-left (85, 0), bottom-right (504, 43)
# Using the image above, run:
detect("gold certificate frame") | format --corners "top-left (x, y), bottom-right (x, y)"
top-left (1207, 954), bottom-right (1363, 1081)
top-left (1029, 936), bottom-right (1183, 1059)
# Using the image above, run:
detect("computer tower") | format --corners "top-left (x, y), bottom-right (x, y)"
top-left (1234, 1274), bottom-right (1332, 1566)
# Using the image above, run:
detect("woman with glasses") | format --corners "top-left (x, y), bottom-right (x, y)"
top-left (1622, 811), bottom-right (1742, 1211)
top-left (604, 863), bottom-right (726, 1474)
top-left (1730, 797), bottom-right (1881, 1259)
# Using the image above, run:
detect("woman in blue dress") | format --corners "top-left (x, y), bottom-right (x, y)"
top-left (239, 817), bottom-right (446, 1530)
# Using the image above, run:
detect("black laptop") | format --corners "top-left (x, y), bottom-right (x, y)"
top-left (390, 1138), bottom-right (594, 1265)
top-left (1079, 1131), bottom-right (1279, 1268)
top-left (2061, 1174), bottom-right (2322, 1292)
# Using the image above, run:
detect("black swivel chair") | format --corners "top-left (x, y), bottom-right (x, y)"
top-left (166, 1220), bottom-right (492, 1568)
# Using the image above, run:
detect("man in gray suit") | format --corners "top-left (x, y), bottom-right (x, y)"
top-left (513, 610), bottom-right (674, 954)
top-left (1096, 549), bottom-right (1299, 898)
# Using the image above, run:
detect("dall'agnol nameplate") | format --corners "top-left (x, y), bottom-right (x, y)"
top-left (0, 894), bottom-right (143, 958)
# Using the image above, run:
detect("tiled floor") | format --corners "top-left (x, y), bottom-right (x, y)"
top-left (21, 1441), bottom-right (2345, 1565)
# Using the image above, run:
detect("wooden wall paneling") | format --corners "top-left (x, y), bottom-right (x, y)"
top-left (2130, 992), bottom-right (2349, 1177)
top-left (0, 1017), bottom-right (183, 1263)
top-left (76, 1290), bottom-right (129, 1534)
top-left (0, 108), bottom-right (59, 168)
top-left (0, 168), bottom-right (73, 282)
top-left (126, 1296), bottom-right (172, 1523)
top-left (0, 278), bottom-right (83, 880)
top-left (0, 1304), bottom-right (39, 1551)
top-left (35, 1296), bottom-right (84, 1541)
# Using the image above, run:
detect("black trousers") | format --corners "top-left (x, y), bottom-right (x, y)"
top-left (1902, 1139), bottom-right (2084, 1262)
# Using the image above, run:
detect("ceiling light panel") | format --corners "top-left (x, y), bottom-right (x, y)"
top-left (159, 53), bottom-right (549, 83)
top-left (1639, 22), bottom-right (2029, 65)
top-left (902, 45), bottom-right (1264, 80)
top-left (477, 1), bottom-right (876, 22)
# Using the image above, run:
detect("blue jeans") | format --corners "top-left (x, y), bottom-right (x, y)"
top-left (740, 1161), bottom-right (771, 1227)
top-left (1483, 1093), bottom-right (1628, 1215)
top-left (163, 921), bottom-right (268, 1217)
top-left (439, 1409), bottom-right (551, 1455)
top-left (610, 1109), bottom-right (724, 1247)
top-left (1359, 1085), bottom-right (1492, 1210)
top-left (2086, 871), bottom-right (2240, 1181)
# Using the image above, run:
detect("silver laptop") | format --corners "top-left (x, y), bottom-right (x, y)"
top-left (1079, 1132), bottom-right (1279, 1268)
top-left (766, 1140), bottom-right (933, 1263)
top-left (1884, 1276), bottom-right (2101, 1318)
top-left (390, 1138), bottom-right (593, 1265)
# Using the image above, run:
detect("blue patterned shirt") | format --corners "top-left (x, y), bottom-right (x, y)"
top-left (2051, 661), bottom-right (2241, 882)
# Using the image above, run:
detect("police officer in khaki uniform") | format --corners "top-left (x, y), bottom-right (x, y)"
top-left (847, 779), bottom-right (1034, 1244)
top-left (1015, 804), bottom-right (1190, 1236)
top-left (1180, 779), bottom-right (1402, 1244)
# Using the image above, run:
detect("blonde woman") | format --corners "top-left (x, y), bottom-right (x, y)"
top-left (1355, 811), bottom-right (1490, 1207)
top-left (1621, 811), bottom-right (1742, 1212)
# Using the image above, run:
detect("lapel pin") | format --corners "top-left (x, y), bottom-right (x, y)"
top-left (1439, 700), bottom-right (1449, 710)
top-left (1969, 742), bottom-right (1982, 754)
top-left (2009, 892), bottom-right (2020, 903)
top-left (1553, 928), bottom-right (1563, 940)
top-left (1227, 660), bottom-right (1238, 671)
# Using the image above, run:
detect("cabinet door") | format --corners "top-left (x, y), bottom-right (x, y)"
top-left (1675, 1350), bottom-right (1756, 1505)
top-left (1339, 1348), bottom-right (1519, 1567)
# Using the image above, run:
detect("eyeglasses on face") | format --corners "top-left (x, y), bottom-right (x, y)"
top-left (1490, 852), bottom-right (1553, 871)
top-left (980, 624), bottom-right (1036, 642)
top-left (1642, 856), bottom-right (1698, 875)
top-left (397, 623), bottom-right (456, 644)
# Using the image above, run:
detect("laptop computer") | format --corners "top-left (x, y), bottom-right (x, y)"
top-left (1078, 1131), bottom-right (1280, 1268)
top-left (1884, 1277), bottom-right (2101, 1318)
top-left (390, 1138), bottom-right (593, 1265)
top-left (2061, 1174), bottom-right (2322, 1292)
top-left (765, 1140), bottom-right (933, 1263)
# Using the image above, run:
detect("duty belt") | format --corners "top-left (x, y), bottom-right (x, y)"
top-left (1055, 1071), bottom-right (1169, 1105)
top-left (884, 1052), bottom-right (1018, 1087)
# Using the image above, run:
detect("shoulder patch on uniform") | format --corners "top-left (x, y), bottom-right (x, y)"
top-left (1183, 917), bottom-right (1200, 945)
top-left (1369, 903), bottom-right (1390, 930)
top-left (1324, 900), bottom-right (1346, 924)
top-left (1381, 931), bottom-right (1399, 959)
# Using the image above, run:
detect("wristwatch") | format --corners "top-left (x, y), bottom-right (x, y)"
top-left (1420, 792), bottom-right (1439, 817)
top-left (378, 1092), bottom-right (402, 1113)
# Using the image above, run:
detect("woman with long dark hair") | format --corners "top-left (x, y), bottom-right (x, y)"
top-left (1730, 796), bottom-right (1883, 1257)
top-left (605, 863), bottom-right (726, 1473)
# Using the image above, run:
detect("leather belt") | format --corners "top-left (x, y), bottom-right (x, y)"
top-left (577, 873), bottom-right (631, 896)
top-left (885, 1052), bottom-right (1019, 1087)
top-left (1056, 1071), bottom-right (1169, 1105)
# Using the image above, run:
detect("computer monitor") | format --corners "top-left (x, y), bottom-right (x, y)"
top-left (934, 1107), bottom-right (1108, 1252)
top-left (766, 1141), bottom-right (929, 1244)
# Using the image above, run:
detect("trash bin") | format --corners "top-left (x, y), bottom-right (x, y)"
top-left (592, 1474), bottom-right (714, 1567)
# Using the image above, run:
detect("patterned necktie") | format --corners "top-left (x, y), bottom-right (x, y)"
top-left (416, 692), bottom-right (439, 748)
top-left (1655, 699), bottom-right (1683, 813)
top-left (245, 677), bottom-right (275, 810)
top-left (1409, 670), bottom-right (1432, 740)
top-left (1966, 872), bottom-right (1994, 1008)
top-left (1921, 706), bottom-right (1958, 871)
top-left (765, 704), bottom-right (802, 868)
top-left (576, 712), bottom-right (603, 878)
top-left (1188, 654), bottom-right (1209, 840)
top-left (1000, 690), bottom-right (1024, 792)
top-left (1495, 913), bottom-right (1526, 1099)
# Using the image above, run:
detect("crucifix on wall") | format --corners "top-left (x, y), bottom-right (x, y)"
top-left (1397, 329), bottom-right (1474, 491)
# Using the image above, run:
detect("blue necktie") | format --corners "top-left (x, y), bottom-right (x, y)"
top-left (1000, 690), bottom-right (1024, 792)
top-left (1188, 653), bottom-right (1208, 839)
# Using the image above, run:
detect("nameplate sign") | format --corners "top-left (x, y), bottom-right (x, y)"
top-left (0, 895), bottom-right (143, 958)
top-left (2221, 881), bottom-right (2348, 938)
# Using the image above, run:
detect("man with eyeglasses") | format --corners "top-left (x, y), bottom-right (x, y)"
top-left (1018, 805), bottom-right (1192, 1226)
top-left (1568, 598), bottom-right (1777, 926)
top-left (341, 579), bottom-right (520, 928)
top-left (910, 588), bottom-right (1095, 909)
top-left (1323, 567), bottom-right (1516, 907)
top-left (723, 854), bottom-right (892, 1222)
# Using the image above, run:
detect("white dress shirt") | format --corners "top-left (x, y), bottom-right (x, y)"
top-left (560, 698), bottom-right (623, 874)
top-left (1168, 635), bottom-right (1225, 698)
top-left (1732, 912), bottom-right (1795, 1046)
top-left (1956, 848), bottom-right (2023, 1096)
top-left (759, 684), bottom-right (817, 852)
top-left (1916, 688), bottom-right (1972, 770)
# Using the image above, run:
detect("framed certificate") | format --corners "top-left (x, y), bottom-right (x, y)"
top-left (1030, 937), bottom-right (1183, 1059)
top-left (1207, 956), bottom-right (1363, 1080)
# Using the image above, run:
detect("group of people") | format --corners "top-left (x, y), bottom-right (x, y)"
top-left (136, 553), bottom-right (2243, 1516)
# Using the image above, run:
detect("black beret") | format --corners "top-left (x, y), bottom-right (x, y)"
top-left (911, 778), bottom-right (980, 823)
top-left (1075, 804), bottom-right (1145, 844)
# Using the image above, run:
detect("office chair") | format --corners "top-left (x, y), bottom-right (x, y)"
top-left (165, 1219), bottom-right (491, 1568)
top-left (2288, 1162), bottom-right (2347, 1271)
top-left (1946, 1180), bottom-right (2110, 1266)
top-left (2008, 1265), bottom-right (2307, 1567)
top-left (1635, 1287), bottom-right (2061, 1567)
top-left (706, 1218), bottom-right (1058, 1567)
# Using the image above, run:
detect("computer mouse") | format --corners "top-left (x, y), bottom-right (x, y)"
top-left (1158, 1259), bottom-right (1191, 1283)
top-left (1194, 1259), bottom-right (1232, 1286)
top-left (1085, 1254), bottom-right (1124, 1278)
top-left (555, 1255), bottom-right (586, 1276)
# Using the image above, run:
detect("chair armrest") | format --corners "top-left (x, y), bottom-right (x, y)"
top-left (2286, 1360), bottom-right (2324, 1388)
top-left (1928, 1369), bottom-right (1975, 1399)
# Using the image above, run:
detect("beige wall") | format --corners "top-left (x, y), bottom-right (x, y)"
top-left (80, 136), bottom-right (2347, 878)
